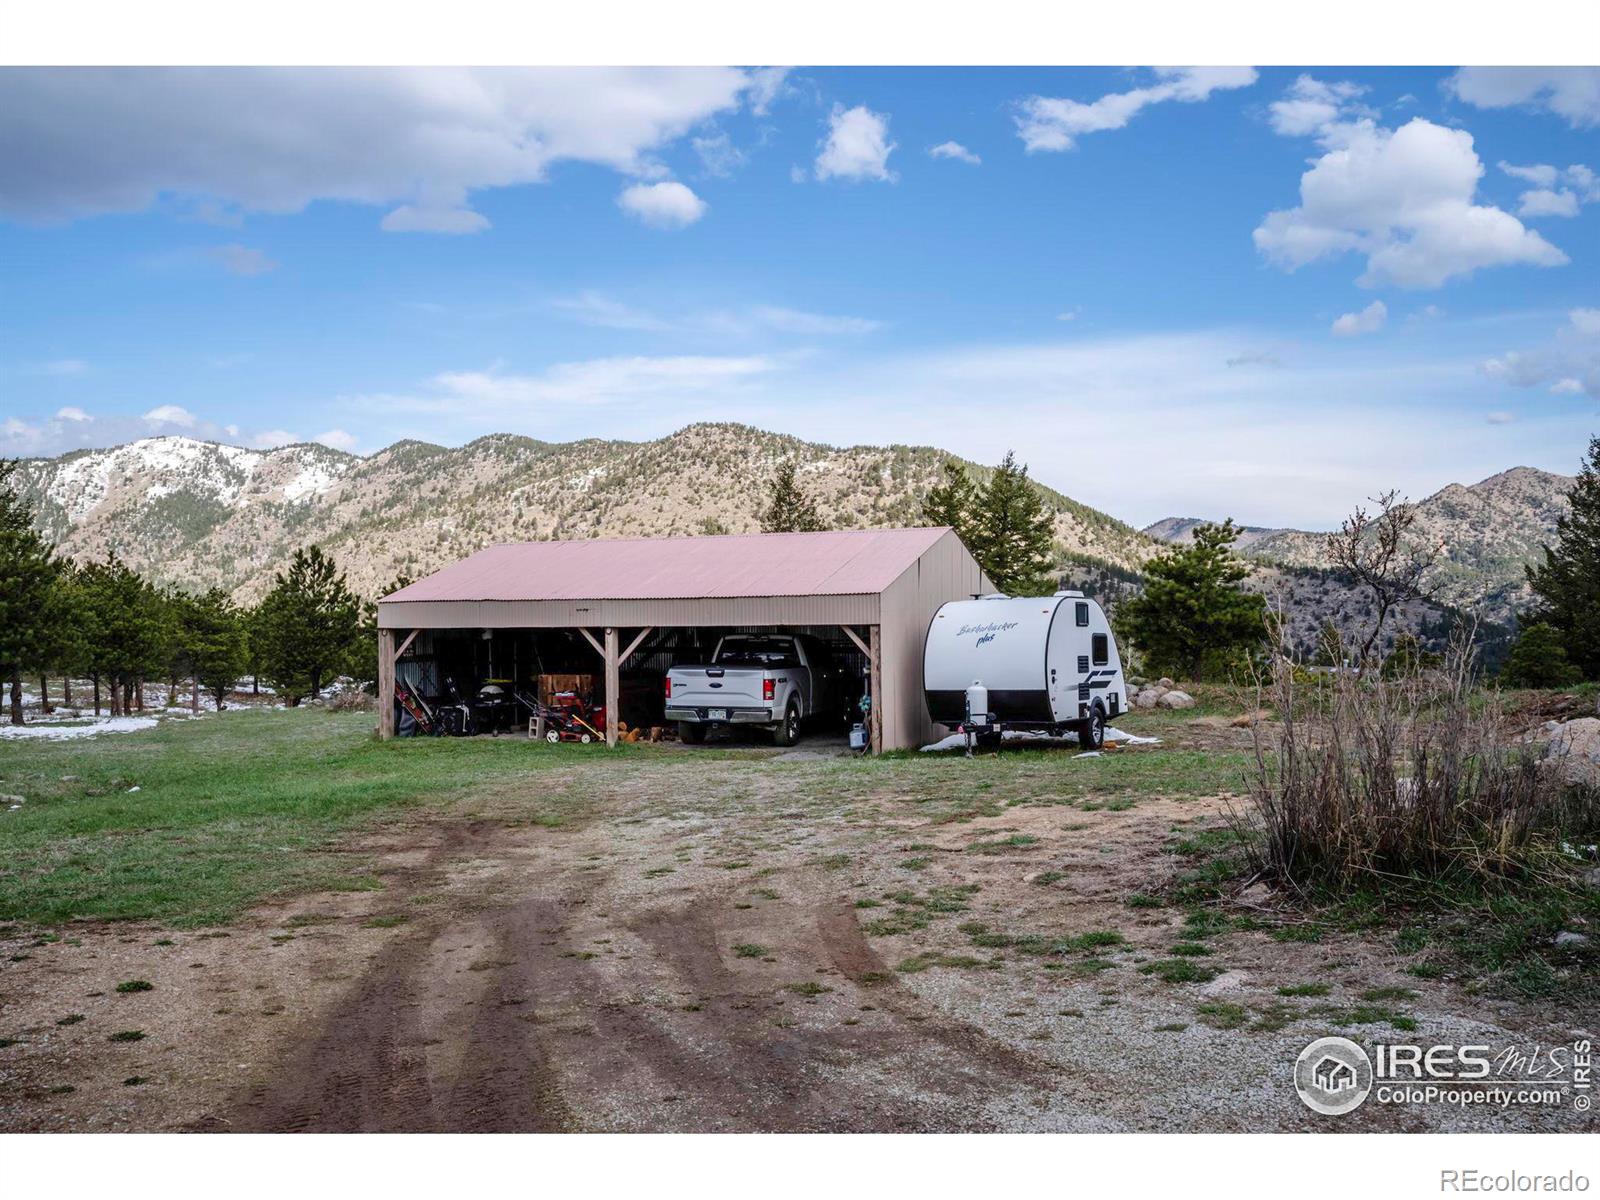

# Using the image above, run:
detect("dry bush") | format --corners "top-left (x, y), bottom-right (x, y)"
top-left (326, 689), bottom-right (375, 713)
top-left (1240, 628), bottom-right (1596, 896)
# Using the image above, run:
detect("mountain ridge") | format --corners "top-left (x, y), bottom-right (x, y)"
top-left (13, 422), bottom-right (1157, 602)
top-left (1141, 466), bottom-right (1575, 620)
top-left (14, 426), bottom-right (1571, 636)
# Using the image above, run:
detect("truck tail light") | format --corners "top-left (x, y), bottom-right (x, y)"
top-left (664, 677), bottom-right (672, 699)
top-left (763, 679), bottom-right (775, 701)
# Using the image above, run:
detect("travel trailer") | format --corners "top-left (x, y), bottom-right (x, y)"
top-left (922, 591), bottom-right (1127, 749)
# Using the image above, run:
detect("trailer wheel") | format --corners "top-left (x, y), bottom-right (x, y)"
top-left (679, 721), bottom-right (707, 745)
top-left (1079, 705), bottom-right (1106, 751)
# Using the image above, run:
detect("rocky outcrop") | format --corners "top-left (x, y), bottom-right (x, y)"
top-left (1542, 717), bottom-right (1600, 785)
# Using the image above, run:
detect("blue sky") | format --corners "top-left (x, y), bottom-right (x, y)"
top-left (1, 65), bottom-right (1597, 527)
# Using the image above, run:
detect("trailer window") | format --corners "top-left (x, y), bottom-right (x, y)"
top-left (1092, 633), bottom-right (1109, 666)
top-left (1075, 602), bottom-right (1089, 627)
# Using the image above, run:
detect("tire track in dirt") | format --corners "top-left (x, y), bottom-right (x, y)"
top-left (814, 899), bottom-right (1065, 1089)
top-left (229, 820), bottom-right (577, 1133)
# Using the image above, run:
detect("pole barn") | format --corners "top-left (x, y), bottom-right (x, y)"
top-left (375, 527), bottom-right (987, 753)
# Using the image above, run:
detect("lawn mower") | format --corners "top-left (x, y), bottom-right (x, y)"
top-left (537, 690), bottom-right (607, 744)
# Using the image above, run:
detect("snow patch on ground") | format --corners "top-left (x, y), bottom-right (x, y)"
top-left (281, 461), bottom-right (341, 502)
top-left (920, 727), bottom-right (1162, 753)
top-left (0, 716), bottom-right (159, 740)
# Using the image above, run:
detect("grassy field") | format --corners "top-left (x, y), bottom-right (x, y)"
top-left (0, 708), bottom-right (1249, 929)
top-left (0, 712), bottom-right (679, 926)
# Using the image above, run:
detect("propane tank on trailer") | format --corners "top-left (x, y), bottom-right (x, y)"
top-left (964, 681), bottom-right (990, 728)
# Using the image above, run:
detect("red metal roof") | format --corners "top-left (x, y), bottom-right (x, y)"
top-left (380, 527), bottom-right (953, 604)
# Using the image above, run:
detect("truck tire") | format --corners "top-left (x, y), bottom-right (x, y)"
top-left (1079, 705), bottom-right (1106, 751)
top-left (679, 721), bottom-right (707, 745)
top-left (773, 702), bottom-right (802, 747)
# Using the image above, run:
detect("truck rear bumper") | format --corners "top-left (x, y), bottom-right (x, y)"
top-left (665, 706), bottom-right (774, 724)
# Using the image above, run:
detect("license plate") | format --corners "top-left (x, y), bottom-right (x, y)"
top-left (707, 709), bottom-right (727, 721)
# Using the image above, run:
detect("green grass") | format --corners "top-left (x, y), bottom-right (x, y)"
top-left (732, 943), bottom-right (768, 959)
top-left (0, 709), bottom-right (729, 928)
top-left (1195, 1001), bottom-right (1247, 1029)
top-left (896, 951), bottom-right (983, 973)
top-left (783, 981), bottom-right (833, 996)
top-left (1277, 982), bottom-right (1331, 997)
top-left (1139, 958), bottom-right (1219, 984)
top-left (114, 979), bottom-right (153, 993)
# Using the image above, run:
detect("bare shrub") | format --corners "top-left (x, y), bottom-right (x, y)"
top-left (1240, 627), bottom-right (1595, 895)
top-left (327, 689), bottom-right (375, 714)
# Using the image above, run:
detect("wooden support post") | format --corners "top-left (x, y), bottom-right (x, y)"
top-left (620, 626), bottom-right (654, 665)
top-left (377, 628), bottom-right (396, 740)
top-left (869, 623), bottom-right (882, 755)
top-left (604, 626), bottom-right (620, 748)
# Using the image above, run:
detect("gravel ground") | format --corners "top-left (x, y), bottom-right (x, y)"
top-left (1, 741), bottom-right (1595, 1133)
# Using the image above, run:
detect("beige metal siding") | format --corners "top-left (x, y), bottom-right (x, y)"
top-left (375, 529), bottom-right (984, 753)
top-left (377, 593), bottom-right (881, 631)
top-left (878, 530), bottom-right (988, 750)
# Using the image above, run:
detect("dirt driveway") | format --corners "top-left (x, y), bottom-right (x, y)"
top-left (1, 748), bottom-right (1594, 1133)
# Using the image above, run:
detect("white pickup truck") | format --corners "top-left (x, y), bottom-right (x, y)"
top-left (665, 633), bottom-right (845, 746)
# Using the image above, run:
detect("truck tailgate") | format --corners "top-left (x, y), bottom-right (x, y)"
top-left (668, 667), bottom-right (767, 709)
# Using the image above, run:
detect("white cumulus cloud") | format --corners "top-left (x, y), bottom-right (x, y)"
top-left (1255, 106), bottom-right (1568, 289)
top-left (1268, 76), bottom-right (1369, 137)
top-left (380, 201), bottom-right (491, 235)
top-left (55, 406), bottom-right (90, 421)
top-left (1447, 67), bottom-right (1600, 128)
top-left (1479, 309), bottom-right (1600, 399)
top-left (617, 181), bottom-right (707, 229)
top-left (1498, 161), bottom-right (1599, 220)
top-left (1517, 189), bottom-right (1580, 219)
top-left (815, 105), bottom-right (896, 182)
top-left (1331, 300), bottom-right (1387, 337)
top-left (1015, 67), bottom-right (1257, 152)
top-left (929, 141), bottom-right (981, 165)
top-left (314, 429), bottom-right (358, 451)
top-left (0, 68), bottom-right (767, 232)
top-left (142, 404), bottom-right (196, 427)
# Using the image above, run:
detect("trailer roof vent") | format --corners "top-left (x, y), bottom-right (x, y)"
top-left (978, 592), bottom-right (1010, 600)
top-left (1054, 589), bottom-right (1085, 598)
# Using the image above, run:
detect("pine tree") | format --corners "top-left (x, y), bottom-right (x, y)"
top-left (1527, 435), bottom-right (1600, 679)
top-left (972, 452), bottom-right (1057, 595)
top-left (1115, 520), bottom-right (1267, 681)
top-left (0, 460), bottom-right (63, 724)
top-left (1500, 622), bottom-right (1583, 689)
top-left (1312, 618), bottom-right (1345, 668)
top-left (183, 589), bottom-right (250, 709)
top-left (77, 553), bottom-right (171, 716)
top-left (350, 573), bottom-right (415, 686)
top-left (759, 458), bottom-right (826, 533)
top-left (921, 460), bottom-right (979, 543)
top-left (255, 546), bottom-right (362, 703)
